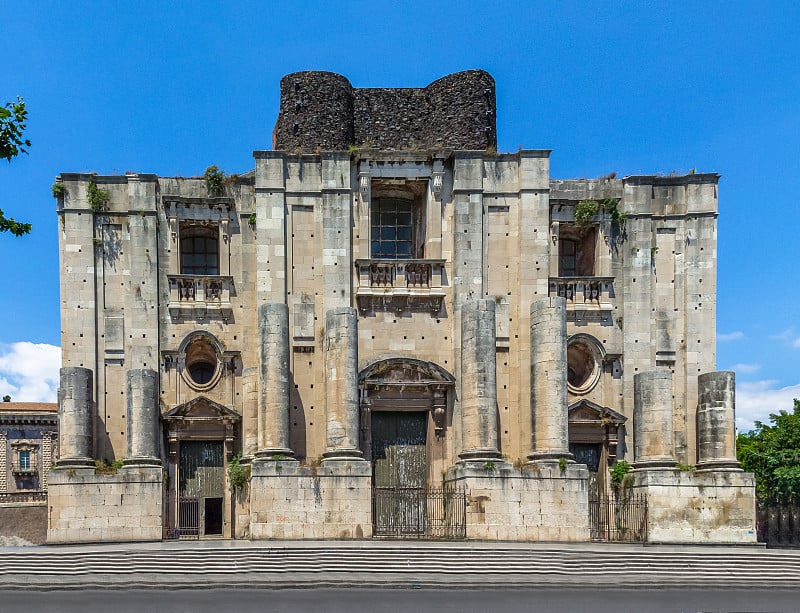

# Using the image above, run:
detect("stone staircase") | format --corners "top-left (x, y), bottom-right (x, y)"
top-left (1, 543), bottom-right (799, 589)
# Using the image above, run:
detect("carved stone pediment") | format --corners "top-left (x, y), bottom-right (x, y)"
top-left (359, 357), bottom-right (455, 387)
top-left (568, 400), bottom-right (626, 426)
top-left (163, 396), bottom-right (241, 422)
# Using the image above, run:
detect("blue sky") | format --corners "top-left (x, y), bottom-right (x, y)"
top-left (1, 1), bottom-right (798, 429)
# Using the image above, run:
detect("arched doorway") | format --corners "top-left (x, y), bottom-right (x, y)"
top-left (162, 396), bottom-right (240, 538)
top-left (359, 358), bottom-right (455, 537)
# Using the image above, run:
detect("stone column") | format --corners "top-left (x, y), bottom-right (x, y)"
top-left (323, 307), bottom-right (363, 460)
top-left (125, 368), bottom-right (161, 466)
top-left (56, 367), bottom-right (94, 467)
top-left (696, 371), bottom-right (740, 470)
top-left (257, 303), bottom-right (293, 459)
top-left (459, 299), bottom-right (502, 461)
top-left (527, 297), bottom-right (572, 461)
top-left (633, 370), bottom-right (677, 468)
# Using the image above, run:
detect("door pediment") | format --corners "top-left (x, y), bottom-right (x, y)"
top-left (164, 396), bottom-right (241, 422)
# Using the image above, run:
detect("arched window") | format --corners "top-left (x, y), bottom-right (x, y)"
top-left (180, 225), bottom-right (219, 275)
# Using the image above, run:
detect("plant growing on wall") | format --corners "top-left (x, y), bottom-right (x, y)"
top-left (610, 459), bottom-right (633, 492)
top-left (575, 197), bottom-right (626, 228)
top-left (228, 452), bottom-right (250, 491)
top-left (87, 181), bottom-right (110, 212)
top-left (204, 165), bottom-right (225, 196)
top-left (248, 212), bottom-right (256, 230)
top-left (51, 182), bottom-right (66, 198)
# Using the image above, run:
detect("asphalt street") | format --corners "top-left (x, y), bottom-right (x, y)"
top-left (2, 588), bottom-right (798, 613)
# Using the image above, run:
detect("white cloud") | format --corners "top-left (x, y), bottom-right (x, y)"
top-left (731, 363), bottom-right (760, 374)
top-left (718, 331), bottom-right (744, 341)
top-left (735, 380), bottom-right (800, 433)
top-left (770, 327), bottom-right (795, 341)
top-left (793, 337), bottom-right (800, 349)
top-left (0, 342), bottom-right (61, 402)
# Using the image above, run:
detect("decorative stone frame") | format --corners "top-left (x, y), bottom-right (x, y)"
top-left (163, 331), bottom-right (239, 393)
top-left (358, 358), bottom-right (455, 459)
top-left (566, 333), bottom-right (605, 395)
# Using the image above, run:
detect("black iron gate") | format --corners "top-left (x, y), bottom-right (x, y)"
top-left (371, 411), bottom-right (466, 538)
top-left (373, 487), bottom-right (467, 539)
top-left (757, 504), bottom-right (800, 548)
top-left (589, 495), bottom-right (648, 542)
top-left (170, 440), bottom-right (225, 539)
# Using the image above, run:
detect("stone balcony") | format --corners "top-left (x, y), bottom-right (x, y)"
top-left (549, 277), bottom-right (615, 323)
top-left (12, 461), bottom-right (37, 475)
top-left (167, 275), bottom-right (234, 319)
top-left (355, 259), bottom-right (446, 314)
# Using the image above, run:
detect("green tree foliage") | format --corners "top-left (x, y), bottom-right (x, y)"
top-left (737, 399), bottom-right (800, 504)
top-left (0, 97), bottom-right (32, 236)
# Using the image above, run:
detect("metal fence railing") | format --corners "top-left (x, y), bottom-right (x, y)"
top-left (373, 487), bottom-right (467, 539)
top-left (757, 504), bottom-right (800, 548)
top-left (589, 495), bottom-right (648, 542)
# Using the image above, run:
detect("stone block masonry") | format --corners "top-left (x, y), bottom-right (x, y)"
top-left (47, 466), bottom-right (163, 543)
top-left (249, 460), bottom-right (372, 539)
top-left (274, 70), bottom-right (496, 152)
top-left (445, 462), bottom-right (590, 542)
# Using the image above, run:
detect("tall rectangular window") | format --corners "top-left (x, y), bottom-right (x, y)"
top-left (180, 233), bottom-right (219, 275)
top-left (371, 198), bottom-right (414, 259)
top-left (19, 450), bottom-right (30, 471)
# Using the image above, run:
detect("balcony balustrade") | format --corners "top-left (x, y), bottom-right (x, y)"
top-left (355, 259), bottom-right (446, 313)
top-left (549, 277), bottom-right (614, 303)
top-left (168, 275), bottom-right (233, 319)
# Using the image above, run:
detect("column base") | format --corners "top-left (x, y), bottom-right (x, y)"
top-left (526, 450), bottom-right (573, 462)
top-left (633, 458), bottom-right (677, 470)
top-left (123, 457), bottom-right (162, 468)
top-left (695, 460), bottom-right (742, 472)
top-left (254, 448), bottom-right (295, 460)
top-left (53, 458), bottom-right (95, 468)
top-left (322, 448), bottom-right (365, 461)
top-left (458, 448), bottom-right (504, 462)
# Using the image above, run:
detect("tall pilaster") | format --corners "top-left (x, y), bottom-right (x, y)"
top-left (241, 367), bottom-right (259, 460)
top-left (322, 307), bottom-right (363, 460)
top-left (124, 368), bottom-right (161, 466)
top-left (56, 367), bottom-right (94, 467)
top-left (696, 371), bottom-right (739, 470)
top-left (633, 371), bottom-right (677, 468)
top-left (459, 299), bottom-right (502, 461)
top-left (527, 297), bottom-right (571, 461)
top-left (257, 303), bottom-right (293, 459)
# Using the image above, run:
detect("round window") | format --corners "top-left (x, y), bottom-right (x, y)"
top-left (567, 336), bottom-right (602, 395)
top-left (183, 336), bottom-right (220, 389)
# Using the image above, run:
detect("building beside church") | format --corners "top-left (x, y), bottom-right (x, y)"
top-left (49, 70), bottom-right (755, 544)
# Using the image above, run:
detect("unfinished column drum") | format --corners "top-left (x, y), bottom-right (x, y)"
top-left (125, 368), bottom-right (161, 465)
top-left (257, 303), bottom-right (293, 458)
top-left (527, 297), bottom-right (572, 461)
top-left (323, 307), bottom-right (363, 460)
top-left (57, 367), bottom-right (94, 466)
top-left (633, 370), bottom-right (677, 467)
top-left (459, 299), bottom-right (502, 461)
top-left (696, 371), bottom-right (740, 470)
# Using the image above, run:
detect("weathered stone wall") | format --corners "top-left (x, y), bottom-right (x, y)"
top-left (633, 469), bottom-right (756, 543)
top-left (445, 462), bottom-right (590, 541)
top-left (274, 70), bottom-right (496, 152)
top-left (0, 502), bottom-right (47, 544)
top-left (249, 460), bottom-right (372, 539)
top-left (47, 466), bottom-right (162, 543)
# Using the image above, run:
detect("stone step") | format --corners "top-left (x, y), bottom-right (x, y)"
top-left (1, 545), bottom-right (799, 587)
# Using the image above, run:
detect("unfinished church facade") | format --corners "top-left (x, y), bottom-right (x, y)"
top-left (50, 70), bottom-right (755, 544)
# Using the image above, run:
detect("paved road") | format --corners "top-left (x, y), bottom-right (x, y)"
top-left (2, 589), bottom-right (797, 613)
